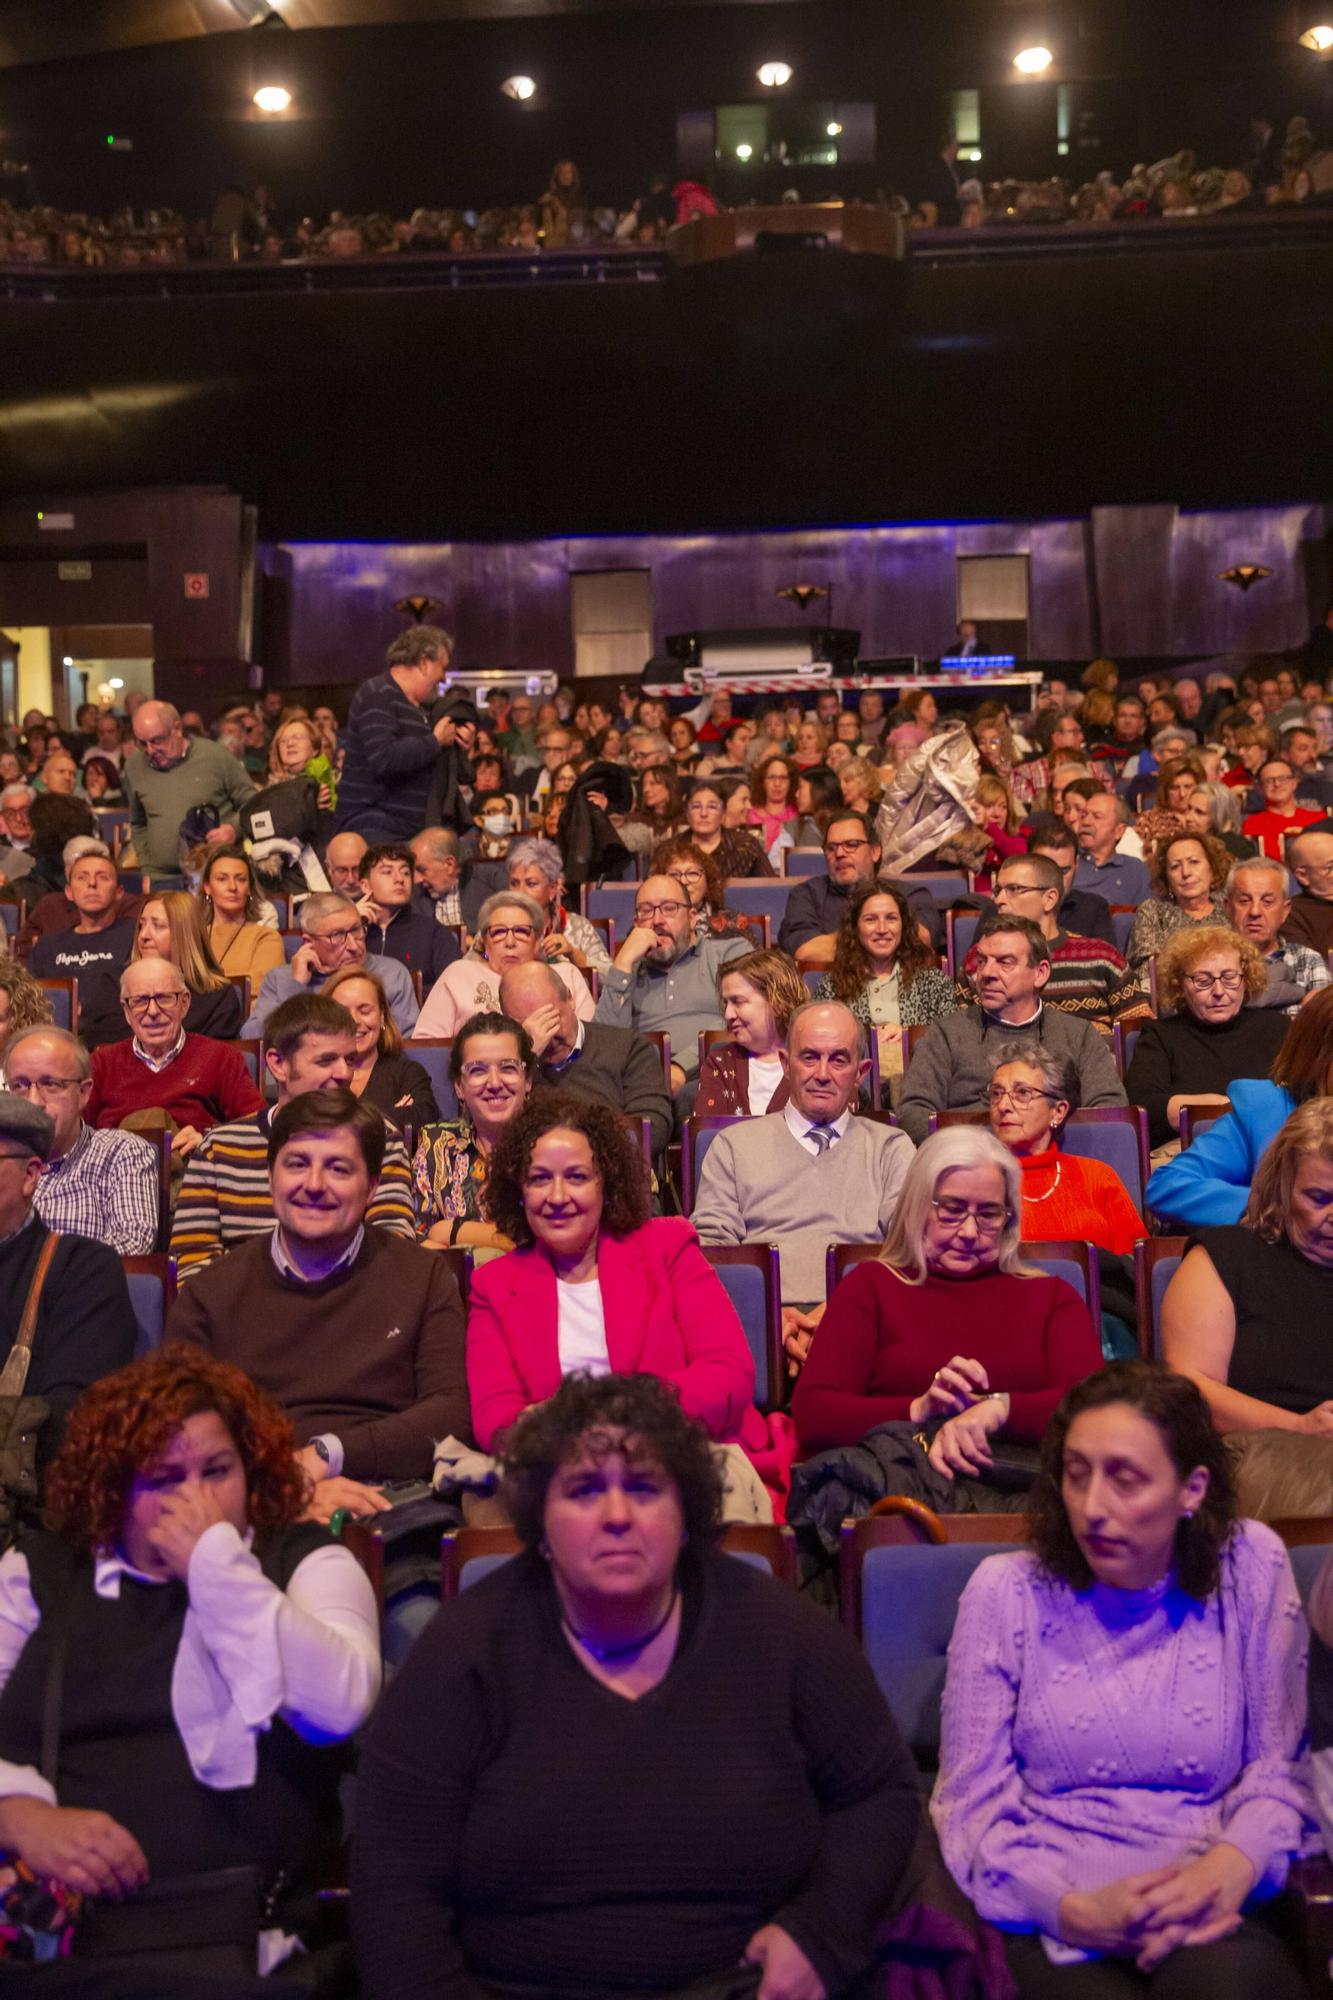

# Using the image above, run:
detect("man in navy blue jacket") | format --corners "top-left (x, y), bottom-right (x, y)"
top-left (334, 626), bottom-right (472, 842)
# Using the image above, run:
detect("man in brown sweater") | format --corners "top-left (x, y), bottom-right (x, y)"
top-left (169, 1087), bottom-right (468, 1522)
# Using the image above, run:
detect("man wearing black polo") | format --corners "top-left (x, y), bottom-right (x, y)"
top-left (775, 812), bottom-right (943, 964)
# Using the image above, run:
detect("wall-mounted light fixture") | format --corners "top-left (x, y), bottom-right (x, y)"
top-left (500, 75), bottom-right (537, 101)
top-left (1013, 46), bottom-right (1054, 74)
top-left (756, 61), bottom-right (793, 88)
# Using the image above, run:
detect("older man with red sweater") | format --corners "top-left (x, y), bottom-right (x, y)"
top-left (86, 956), bottom-right (261, 1159)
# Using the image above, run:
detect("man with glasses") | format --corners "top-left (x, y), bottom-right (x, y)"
top-left (1025, 824), bottom-right (1117, 945)
top-left (776, 812), bottom-right (943, 966)
top-left (898, 915), bottom-right (1125, 1145)
top-left (84, 960), bottom-right (262, 1159)
top-left (1284, 828), bottom-right (1333, 955)
top-left (124, 700), bottom-right (255, 879)
top-left (242, 891), bottom-right (419, 1040)
top-left (29, 850), bottom-right (138, 1048)
top-left (521, 725), bottom-right (574, 812)
top-left (694, 1000), bottom-right (912, 1370)
top-left (595, 873), bottom-right (749, 1095)
top-left (5, 1026), bottom-right (157, 1253)
top-left (0, 782), bottom-right (35, 883)
top-left (1224, 857), bottom-right (1331, 1014)
top-left (1242, 757), bottom-right (1325, 862)
top-left (960, 855), bottom-right (1147, 1035)
top-left (173, 991), bottom-right (415, 1280)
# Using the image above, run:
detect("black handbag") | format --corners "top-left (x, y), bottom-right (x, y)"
top-left (0, 1232), bottom-right (59, 1554)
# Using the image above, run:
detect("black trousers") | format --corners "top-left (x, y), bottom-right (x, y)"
top-left (1003, 1921), bottom-right (1305, 2000)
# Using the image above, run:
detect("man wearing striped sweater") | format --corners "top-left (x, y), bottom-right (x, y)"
top-left (170, 990), bottom-right (414, 1280)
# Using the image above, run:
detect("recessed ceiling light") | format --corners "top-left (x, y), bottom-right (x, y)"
top-left (500, 74), bottom-right (536, 101)
top-left (252, 85), bottom-right (291, 112)
top-left (1013, 46), bottom-right (1053, 74)
top-left (756, 61), bottom-right (792, 88)
top-left (827, 121), bottom-right (843, 137)
top-left (736, 143), bottom-right (753, 160)
top-left (1299, 23), bottom-right (1333, 48)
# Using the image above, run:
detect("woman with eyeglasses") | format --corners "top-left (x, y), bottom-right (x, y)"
top-left (647, 838), bottom-right (756, 943)
top-left (1125, 926), bottom-right (1287, 1155)
top-left (681, 780), bottom-right (773, 880)
top-left (988, 1045), bottom-right (1145, 1252)
top-left (412, 891), bottom-right (594, 1040)
top-left (412, 1011), bottom-right (534, 1252)
top-left (790, 1128), bottom-right (1101, 1499)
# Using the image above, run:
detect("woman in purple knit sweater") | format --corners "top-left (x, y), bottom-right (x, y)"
top-left (933, 1362), bottom-right (1312, 1997)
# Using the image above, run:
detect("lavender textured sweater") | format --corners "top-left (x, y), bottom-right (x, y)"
top-left (931, 1521), bottom-right (1313, 1946)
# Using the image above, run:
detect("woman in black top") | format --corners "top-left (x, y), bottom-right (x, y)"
top-left (1125, 924), bottom-right (1287, 1150)
top-left (321, 963), bottom-right (438, 1133)
top-left (352, 1374), bottom-right (920, 2000)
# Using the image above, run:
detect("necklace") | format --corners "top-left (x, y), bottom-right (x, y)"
top-left (563, 1587), bottom-right (679, 1664)
top-left (1025, 1157), bottom-right (1062, 1202)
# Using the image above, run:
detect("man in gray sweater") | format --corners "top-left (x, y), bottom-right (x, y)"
top-left (692, 1000), bottom-right (913, 1374)
top-left (897, 915), bottom-right (1126, 1145)
top-left (124, 702), bottom-right (255, 877)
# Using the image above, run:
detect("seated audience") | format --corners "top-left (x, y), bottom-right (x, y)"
top-left (1162, 1097), bottom-right (1333, 1506)
top-left (6, 1026), bottom-right (157, 1255)
top-left (791, 1124), bottom-right (1100, 1482)
top-left (695, 947), bottom-right (805, 1116)
top-left (0, 784), bottom-right (35, 884)
top-left (1125, 926), bottom-right (1288, 1153)
top-left (28, 849), bottom-right (136, 1048)
top-left (969, 855), bottom-right (1146, 1034)
top-left (133, 889), bottom-right (244, 1040)
top-left (776, 812), bottom-right (943, 964)
top-left (0, 1091), bottom-right (136, 1478)
top-left (1127, 831), bottom-right (1233, 974)
top-left (414, 890), bottom-right (593, 1040)
top-left (988, 1044), bottom-right (1145, 1252)
top-left (898, 917), bottom-right (1126, 1145)
top-left (197, 845), bottom-right (285, 983)
top-left (22, 794), bottom-right (97, 903)
top-left (170, 1089), bottom-right (468, 1521)
top-left (172, 992), bottom-right (415, 1278)
top-left (1182, 778), bottom-right (1256, 861)
top-left (243, 890), bottom-right (420, 1039)
top-left (321, 963), bottom-right (439, 1132)
top-left (1224, 856), bottom-right (1330, 1012)
top-left (748, 752), bottom-right (799, 860)
top-left (356, 842), bottom-right (460, 992)
top-left (626, 762), bottom-right (685, 847)
top-left (466, 1094), bottom-right (761, 1460)
top-left (789, 765), bottom-right (844, 846)
top-left (498, 961), bottom-right (673, 1154)
top-left (693, 1000), bottom-right (913, 1368)
top-left (0, 1345), bottom-right (381, 1975)
top-left (506, 836), bottom-right (612, 973)
top-left (80, 753), bottom-right (123, 806)
top-left (1283, 827), bottom-right (1333, 954)
top-left (412, 1010), bottom-right (535, 1251)
top-left (933, 1361), bottom-right (1309, 1999)
top-left (409, 826), bottom-right (463, 926)
top-left (1148, 986), bottom-right (1333, 1226)
top-left (1073, 790), bottom-right (1151, 906)
top-left (681, 776), bottom-right (773, 878)
top-left (1243, 755), bottom-right (1325, 860)
top-left (15, 835), bottom-right (134, 959)
top-left (814, 880), bottom-right (956, 1089)
top-left (648, 837), bottom-right (757, 943)
top-left (325, 829), bottom-right (368, 896)
top-left (351, 1372), bottom-right (920, 2000)
top-left (594, 873), bottom-right (748, 1090)
top-left (87, 959), bottom-right (262, 1159)
top-left (0, 964), bottom-right (53, 1078)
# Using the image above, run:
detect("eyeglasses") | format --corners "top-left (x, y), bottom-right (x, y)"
top-left (668, 869), bottom-right (705, 887)
top-left (634, 900), bottom-right (687, 922)
top-left (1183, 970), bottom-right (1244, 992)
top-left (825, 838), bottom-right (870, 857)
top-left (459, 1060), bottom-right (526, 1084)
top-left (987, 1084), bottom-right (1057, 1108)
top-left (484, 924), bottom-right (536, 943)
top-left (124, 991), bottom-right (187, 1015)
top-left (930, 1198), bottom-right (1010, 1233)
top-left (7, 1076), bottom-right (81, 1097)
top-left (316, 924), bottom-right (364, 945)
top-left (0, 1151), bottom-right (35, 1167)
top-left (997, 881), bottom-right (1044, 897)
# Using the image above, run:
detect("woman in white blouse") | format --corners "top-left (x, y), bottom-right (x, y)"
top-left (0, 1345), bottom-right (380, 1976)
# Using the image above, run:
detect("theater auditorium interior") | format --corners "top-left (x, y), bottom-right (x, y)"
top-left (1, 0), bottom-right (1333, 1995)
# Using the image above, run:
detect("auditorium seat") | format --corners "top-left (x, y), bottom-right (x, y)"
top-left (124, 1253), bottom-right (177, 1357)
top-left (1133, 1235), bottom-right (1188, 1359)
top-left (682, 1113), bottom-right (745, 1212)
top-left (1178, 1098), bottom-right (1231, 1148)
top-left (699, 1243), bottom-right (784, 1410)
top-left (441, 1522), bottom-right (797, 1600)
top-left (37, 977), bottom-right (77, 1032)
top-left (826, 1238), bottom-right (1100, 1316)
top-left (782, 850), bottom-right (826, 877)
top-left (406, 1039), bottom-right (458, 1120)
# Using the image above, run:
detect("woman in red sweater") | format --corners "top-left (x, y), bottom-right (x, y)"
top-left (791, 1127), bottom-right (1101, 1467)
top-left (987, 1044), bottom-right (1145, 1254)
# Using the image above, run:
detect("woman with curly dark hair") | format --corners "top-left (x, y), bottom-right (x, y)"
top-left (466, 1092), bottom-right (758, 1457)
top-left (1126, 828), bottom-right (1231, 975)
top-left (933, 1360), bottom-right (1310, 1998)
top-left (813, 880), bottom-right (955, 1095)
top-left (0, 1344), bottom-right (380, 1977)
top-left (352, 1371), bottom-right (920, 2000)
top-left (648, 836), bottom-right (756, 942)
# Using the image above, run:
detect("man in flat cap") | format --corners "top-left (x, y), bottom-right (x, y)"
top-left (0, 1092), bottom-right (137, 1475)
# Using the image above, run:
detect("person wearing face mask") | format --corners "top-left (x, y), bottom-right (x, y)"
top-left (933, 1361), bottom-right (1310, 1997)
top-left (413, 893), bottom-right (594, 1042)
top-left (460, 791), bottom-right (519, 866)
top-left (594, 874), bottom-right (750, 1095)
top-left (411, 1011), bottom-right (534, 1252)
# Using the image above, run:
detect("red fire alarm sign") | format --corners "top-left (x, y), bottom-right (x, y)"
top-left (184, 572), bottom-right (210, 599)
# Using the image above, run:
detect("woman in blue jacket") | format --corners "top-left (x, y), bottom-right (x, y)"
top-left (1147, 986), bottom-right (1333, 1225)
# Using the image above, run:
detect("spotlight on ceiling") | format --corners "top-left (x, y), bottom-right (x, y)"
top-left (1013, 45), bottom-right (1054, 74)
top-left (1299, 23), bottom-right (1333, 48)
top-left (756, 61), bottom-right (793, 88)
top-left (736, 143), bottom-right (753, 160)
top-left (827, 121), bottom-right (843, 137)
top-left (500, 75), bottom-right (536, 101)
top-left (253, 85), bottom-right (291, 112)
top-left (62, 655), bottom-right (73, 666)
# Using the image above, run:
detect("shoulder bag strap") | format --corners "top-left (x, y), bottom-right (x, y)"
top-left (39, 1595), bottom-right (71, 1789)
top-left (0, 1231), bottom-right (61, 1400)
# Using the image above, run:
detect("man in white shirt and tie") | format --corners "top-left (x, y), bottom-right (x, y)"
top-left (691, 1000), bottom-right (913, 1374)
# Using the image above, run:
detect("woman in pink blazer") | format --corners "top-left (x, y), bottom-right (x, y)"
top-left (466, 1091), bottom-right (756, 1454)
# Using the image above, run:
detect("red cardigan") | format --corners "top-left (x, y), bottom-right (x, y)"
top-left (791, 1259), bottom-right (1101, 1455)
top-left (87, 1034), bottom-right (263, 1136)
top-left (466, 1216), bottom-right (756, 1451)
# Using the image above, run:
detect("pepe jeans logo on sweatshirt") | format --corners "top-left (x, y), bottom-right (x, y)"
top-left (385, 1325), bottom-right (402, 1340)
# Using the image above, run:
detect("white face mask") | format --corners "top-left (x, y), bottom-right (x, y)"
top-left (482, 813), bottom-right (512, 837)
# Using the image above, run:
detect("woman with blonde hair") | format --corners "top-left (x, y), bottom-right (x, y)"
top-left (266, 713), bottom-right (333, 812)
top-left (1126, 924), bottom-right (1286, 1153)
top-left (322, 962), bottom-right (438, 1132)
top-left (790, 1126), bottom-right (1101, 1481)
top-left (0, 962), bottom-right (53, 1079)
top-left (132, 889), bottom-right (243, 1039)
top-left (695, 948), bottom-right (807, 1115)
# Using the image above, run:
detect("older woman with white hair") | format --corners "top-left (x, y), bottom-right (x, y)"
top-left (412, 889), bottom-right (595, 1039)
top-left (1182, 778), bottom-right (1258, 862)
top-left (791, 1126), bottom-right (1102, 1490)
top-left (505, 836), bottom-right (611, 973)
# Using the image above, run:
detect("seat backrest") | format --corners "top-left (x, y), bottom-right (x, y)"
top-left (1134, 1235), bottom-right (1187, 1361)
top-left (700, 1244), bottom-right (783, 1410)
top-left (224, 1039), bottom-right (261, 1088)
top-left (282, 930), bottom-right (304, 961)
top-left (724, 878), bottom-right (794, 927)
top-left (1058, 1106), bottom-right (1149, 1214)
top-left (1110, 908), bottom-right (1136, 956)
top-left (408, 1040), bottom-right (458, 1121)
top-left (947, 910), bottom-right (980, 980)
top-left (37, 977), bottom-right (76, 1032)
top-left (1179, 1101), bottom-right (1230, 1149)
top-left (584, 883), bottom-right (637, 925)
top-left (683, 1113), bottom-right (747, 1213)
top-left (124, 1254), bottom-right (176, 1357)
top-left (431, 1244), bottom-right (470, 1305)
top-left (825, 1238), bottom-right (881, 1298)
top-left (1025, 1239), bottom-right (1100, 1321)
top-left (441, 1522), bottom-right (797, 1600)
top-left (782, 849), bottom-right (826, 877)
top-left (900, 869), bottom-right (969, 905)
top-left (0, 904), bottom-right (17, 939)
